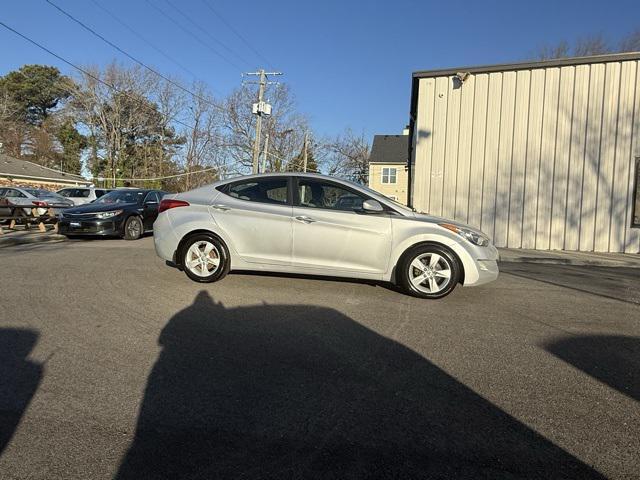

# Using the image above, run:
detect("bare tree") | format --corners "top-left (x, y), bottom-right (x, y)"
top-left (0, 86), bottom-right (23, 157)
top-left (535, 40), bottom-right (571, 61)
top-left (533, 28), bottom-right (640, 60)
top-left (218, 83), bottom-right (309, 173)
top-left (71, 63), bottom-right (183, 187)
top-left (573, 33), bottom-right (610, 56)
top-left (182, 82), bottom-right (221, 189)
top-left (320, 129), bottom-right (370, 183)
top-left (619, 28), bottom-right (640, 52)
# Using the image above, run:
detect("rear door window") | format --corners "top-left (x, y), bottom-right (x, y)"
top-left (226, 178), bottom-right (289, 205)
top-left (144, 192), bottom-right (160, 204)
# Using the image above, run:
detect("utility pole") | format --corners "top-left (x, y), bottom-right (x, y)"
top-left (243, 69), bottom-right (282, 174)
top-left (261, 133), bottom-right (269, 173)
top-left (303, 131), bottom-right (308, 172)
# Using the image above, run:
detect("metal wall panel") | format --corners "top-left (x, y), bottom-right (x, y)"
top-left (412, 59), bottom-right (640, 253)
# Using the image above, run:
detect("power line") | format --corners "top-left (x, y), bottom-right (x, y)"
top-left (88, 0), bottom-right (199, 81)
top-left (93, 166), bottom-right (219, 182)
top-left (162, 0), bottom-right (253, 69)
top-left (199, 0), bottom-right (275, 69)
top-left (0, 20), bottom-right (197, 131)
top-left (44, 0), bottom-right (219, 109)
top-left (144, 0), bottom-right (244, 72)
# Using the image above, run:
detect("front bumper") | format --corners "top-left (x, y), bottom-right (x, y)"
top-left (472, 259), bottom-right (500, 286)
top-left (58, 217), bottom-right (124, 236)
top-left (446, 241), bottom-right (500, 287)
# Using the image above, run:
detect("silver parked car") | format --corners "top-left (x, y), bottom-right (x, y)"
top-left (153, 173), bottom-right (499, 299)
top-left (0, 186), bottom-right (74, 217)
top-left (56, 187), bottom-right (112, 205)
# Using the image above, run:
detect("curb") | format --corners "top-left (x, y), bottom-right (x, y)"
top-left (0, 233), bottom-right (67, 248)
top-left (498, 257), bottom-right (640, 268)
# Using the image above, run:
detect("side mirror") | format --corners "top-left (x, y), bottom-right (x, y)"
top-left (362, 199), bottom-right (384, 213)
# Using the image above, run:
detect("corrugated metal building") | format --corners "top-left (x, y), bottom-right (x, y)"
top-left (408, 52), bottom-right (640, 253)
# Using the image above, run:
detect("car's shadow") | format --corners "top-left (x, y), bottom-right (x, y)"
top-left (64, 232), bottom-right (153, 241)
top-left (231, 269), bottom-right (405, 294)
top-left (114, 291), bottom-right (604, 479)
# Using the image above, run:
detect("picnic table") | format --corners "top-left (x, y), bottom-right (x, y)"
top-left (0, 198), bottom-right (59, 234)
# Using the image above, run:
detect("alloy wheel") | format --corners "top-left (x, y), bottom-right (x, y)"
top-left (127, 218), bottom-right (141, 238)
top-left (408, 252), bottom-right (452, 294)
top-left (185, 241), bottom-right (221, 277)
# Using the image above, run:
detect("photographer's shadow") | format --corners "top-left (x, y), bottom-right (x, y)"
top-left (0, 328), bottom-right (42, 456)
top-left (116, 291), bottom-right (603, 479)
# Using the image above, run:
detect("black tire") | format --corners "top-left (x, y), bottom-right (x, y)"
top-left (181, 233), bottom-right (230, 283)
top-left (398, 243), bottom-right (461, 299)
top-left (123, 216), bottom-right (143, 240)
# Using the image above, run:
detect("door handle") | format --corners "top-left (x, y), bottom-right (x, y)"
top-left (212, 204), bottom-right (231, 211)
top-left (295, 215), bottom-right (316, 224)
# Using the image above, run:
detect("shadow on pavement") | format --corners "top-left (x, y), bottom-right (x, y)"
top-left (115, 291), bottom-right (604, 479)
top-left (499, 262), bottom-right (640, 305)
top-left (544, 335), bottom-right (640, 402)
top-left (0, 328), bottom-right (42, 456)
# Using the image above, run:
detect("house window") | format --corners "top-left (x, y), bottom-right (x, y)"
top-left (381, 167), bottom-right (397, 184)
top-left (632, 157), bottom-right (640, 228)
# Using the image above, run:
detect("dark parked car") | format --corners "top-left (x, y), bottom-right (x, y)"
top-left (58, 188), bottom-right (167, 240)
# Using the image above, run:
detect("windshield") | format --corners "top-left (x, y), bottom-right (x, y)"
top-left (94, 190), bottom-right (145, 205)
top-left (340, 178), bottom-right (415, 213)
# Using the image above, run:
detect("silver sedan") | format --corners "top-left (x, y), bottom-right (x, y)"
top-left (0, 186), bottom-right (74, 217)
top-left (153, 173), bottom-right (499, 299)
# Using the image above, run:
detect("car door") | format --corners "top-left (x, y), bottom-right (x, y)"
top-left (142, 191), bottom-right (160, 230)
top-left (291, 177), bottom-right (392, 274)
top-left (210, 177), bottom-right (293, 266)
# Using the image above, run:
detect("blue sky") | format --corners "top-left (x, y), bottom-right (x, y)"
top-left (1, 0), bottom-right (639, 139)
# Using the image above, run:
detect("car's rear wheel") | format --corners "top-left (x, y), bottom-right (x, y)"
top-left (123, 216), bottom-right (143, 240)
top-left (398, 244), bottom-right (461, 299)
top-left (181, 234), bottom-right (229, 283)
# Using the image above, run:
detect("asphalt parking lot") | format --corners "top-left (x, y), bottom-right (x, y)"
top-left (0, 237), bottom-right (638, 479)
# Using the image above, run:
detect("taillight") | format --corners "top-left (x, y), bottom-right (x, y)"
top-left (32, 201), bottom-right (48, 207)
top-left (159, 199), bottom-right (190, 213)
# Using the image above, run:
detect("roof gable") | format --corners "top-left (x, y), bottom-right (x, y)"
top-left (369, 135), bottom-right (408, 164)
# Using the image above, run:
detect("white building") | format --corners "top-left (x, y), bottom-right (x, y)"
top-left (408, 52), bottom-right (640, 253)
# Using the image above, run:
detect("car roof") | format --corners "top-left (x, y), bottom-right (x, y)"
top-left (213, 172), bottom-right (413, 215)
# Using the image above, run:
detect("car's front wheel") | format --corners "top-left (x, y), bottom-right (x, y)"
top-left (181, 234), bottom-right (229, 283)
top-left (398, 244), bottom-right (461, 299)
top-left (123, 216), bottom-right (143, 240)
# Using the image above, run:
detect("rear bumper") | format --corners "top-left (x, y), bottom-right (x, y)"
top-left (58, 218), bottom-right (124, 236)
top-left (153, 212), bottom-right (180, 262)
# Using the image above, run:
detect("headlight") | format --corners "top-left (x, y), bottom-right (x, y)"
top-left (439, 223), bottom-right (490, 247)
top-left (96, 210), bottom-right (122, 219)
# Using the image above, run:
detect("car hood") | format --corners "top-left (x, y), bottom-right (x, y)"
top-left (407, 212), bottom-right (489, 237)
top-left (64, 202), bottom-right (137, 214)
